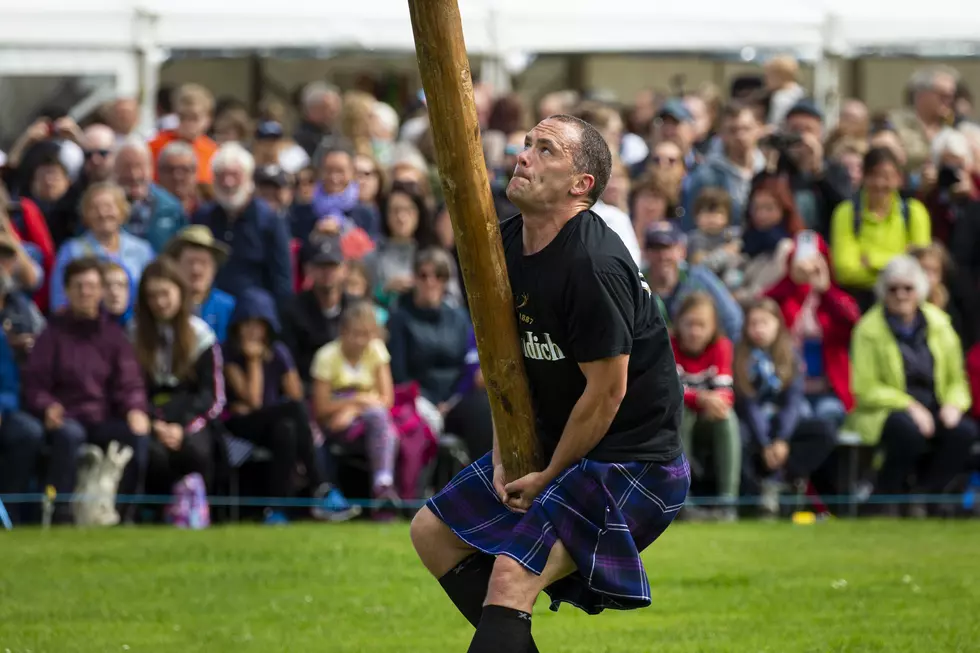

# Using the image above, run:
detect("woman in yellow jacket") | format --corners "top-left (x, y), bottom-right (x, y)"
top-left (830, 147), bottom-right (931, 311)
top-left (845, 255), bottom-right (976, 513)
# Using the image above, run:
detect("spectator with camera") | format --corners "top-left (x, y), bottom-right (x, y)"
top-left (765, 232), bottom-right (860, 427)
top-left (769, 100), bottom-right (854, 236)
top-left (918, 128), bottom-right (980, 246)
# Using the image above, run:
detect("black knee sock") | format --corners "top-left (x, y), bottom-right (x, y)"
top-left (467, 605), bottom-right (533, 653)
top-left (439, 554), bottom-right (540, 653)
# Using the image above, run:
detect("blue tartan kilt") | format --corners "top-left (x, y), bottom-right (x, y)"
top-left (425, 451), bottom-right (691, 615)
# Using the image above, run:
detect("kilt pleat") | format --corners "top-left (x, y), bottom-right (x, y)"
top-left (426, 451), bottom-right (690, 615)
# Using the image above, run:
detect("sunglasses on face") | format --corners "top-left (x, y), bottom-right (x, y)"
top-left (887, 284), bottom-right (915, 295)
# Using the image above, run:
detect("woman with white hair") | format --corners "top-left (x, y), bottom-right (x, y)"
top-left (919, 127), bottom-right (980, 243)
top-left (845, 255), bottom-right (976, 516)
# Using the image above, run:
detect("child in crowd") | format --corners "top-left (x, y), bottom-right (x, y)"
top-left (102, 261), bottom-right (132, 327)
top-left (738, 175), bottom-right (801, 302)
top-left (224, 287), bottom-right (357, 524)
top-left (734, 299), bottom-right (837, 517)
top-left (311, 301), bottom-right (401, 519)
top-left (670, 292), bottom-right (741, 521)
top-left (345, 259), bottom-right (389, 328)
top-left (687, 187), bottom-right (744, 289)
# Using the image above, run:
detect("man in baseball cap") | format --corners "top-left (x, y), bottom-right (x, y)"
top-left (642, 220), bottom-right (743, 339)
top-left (282, 234), bottom-right (352, 383)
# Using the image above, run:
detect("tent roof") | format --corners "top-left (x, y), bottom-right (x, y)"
top-left (0, 0), bottom-right (823, 54)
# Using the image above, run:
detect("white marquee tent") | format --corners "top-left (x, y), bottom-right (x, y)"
top-left (1, 0), bottom-right (979, 126)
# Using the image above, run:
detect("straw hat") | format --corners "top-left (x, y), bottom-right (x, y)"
top-left (164, 225), bottom-right (230, 265)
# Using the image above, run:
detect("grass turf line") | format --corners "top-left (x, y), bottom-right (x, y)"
top-left (1, 520), bottom-right (978, 652)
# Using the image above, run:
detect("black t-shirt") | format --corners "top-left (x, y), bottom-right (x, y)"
top-left (500, 210), bottom-right (683, 463)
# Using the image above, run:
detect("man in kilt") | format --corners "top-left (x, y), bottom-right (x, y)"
top-left (410, 114), bottom-right (690, 653)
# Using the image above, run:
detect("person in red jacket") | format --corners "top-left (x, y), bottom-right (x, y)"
top-left (0, 186), bottom-right (55, 311)
top-left (966, 343), bottom-right (980, 421)
top-left (764, 231), bottom-right (860, 427)
top-left (670, 291), bottom-right (741, 521)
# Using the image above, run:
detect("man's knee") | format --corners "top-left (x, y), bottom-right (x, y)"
top-left (2, 412), bottom-right (45, 448)
top-left (50, 419), bottom-right (87, 447)
top-left (485, 542), bottom-right (577, 611)
top-left (410, 506), bottom-right (473, 577)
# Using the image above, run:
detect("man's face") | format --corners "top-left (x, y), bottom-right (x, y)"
top-left (306, 261), bottom-right (345, 292)
top-left (505, 119), bottom-right (592, 211)
top-left (83, 126), bottom-right (115, 182)
top-left (176, 103), bottom-right (211, 141)
top-left (919, 74), bottom-right (957, 122)
top-left (214, 164), bottom-right (251, 211)
top-left (158, 153), bottom-right (198, 200)
top-left (654, 116), bottom-right (693, 153)
top-left (255, 183), bottom-right (291, 212)
top-left (644, 243), bottom-right (684, 285)
top-left (109, 98), bottom-right (139, 135)
top-left (721, 110), bottom-right (759, 158)
top-left (307, 93), bottom-right (342, 128)
top-left (114, 148), bottom-right (151, 201)
top-left (786, 114), bottom-right (822, 141)
top-left (67, 269), bottom-right (104, 317)
top-left (178, 246), bottom-right (217, 297)
top-left (684, 96), bottom-right (711, 142)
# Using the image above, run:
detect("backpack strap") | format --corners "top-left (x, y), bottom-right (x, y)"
top-left (852, 192), bottom-right (911, 238)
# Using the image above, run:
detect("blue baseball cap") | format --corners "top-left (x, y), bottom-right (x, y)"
top-left (255, 120), bottom-right (285, 140)
top-left (786, 98), bottom-right (824, 122)
top-left (644, 221), bottom-right (687, 248)
top-left (657, 99), bottom-right (694, 123)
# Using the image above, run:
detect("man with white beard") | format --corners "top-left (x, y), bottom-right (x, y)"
top-left (192, 143), bottom-right (293, 313)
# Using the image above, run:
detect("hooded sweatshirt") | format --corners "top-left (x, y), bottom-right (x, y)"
top-left (24, 311), bottom-right (147, 424)
top-left (225, 288), bottom-right (297, 408)
top-left (143, 315), bottom-right (225, 435)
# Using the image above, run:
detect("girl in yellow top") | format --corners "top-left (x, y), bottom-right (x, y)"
top-left (311, 301), bottom-right (400, 514)
top-left (830, 147), bottom-right (931, 310)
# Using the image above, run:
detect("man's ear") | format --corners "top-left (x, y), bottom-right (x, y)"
top-left (569, 172), bottom-right (595, 200)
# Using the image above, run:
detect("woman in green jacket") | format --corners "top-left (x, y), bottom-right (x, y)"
top-left (845, 255), bottom-right (976, 511)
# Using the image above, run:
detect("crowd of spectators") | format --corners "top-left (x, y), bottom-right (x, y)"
top-left (0, 55), bottom-right (979, 526)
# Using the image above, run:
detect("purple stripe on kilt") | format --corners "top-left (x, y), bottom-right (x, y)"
top-left (426, 451), bottom-right (690, 615)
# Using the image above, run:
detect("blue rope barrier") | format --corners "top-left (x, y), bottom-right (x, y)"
top-left (0, 492), bottom-right (975, 510)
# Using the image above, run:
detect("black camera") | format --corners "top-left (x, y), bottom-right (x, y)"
top-left (760, 131), bottom-right (803, 153)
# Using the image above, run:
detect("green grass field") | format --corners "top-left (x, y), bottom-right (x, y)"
top-left (1, 520), bottom-right (978, 652)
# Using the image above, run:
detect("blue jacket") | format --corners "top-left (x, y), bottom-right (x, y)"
top-left (193, 198), bottom-right (294, 313)
top-left (50, 231), bottom-right (155, 312)
top-left (196, 287), bottom-right (236, 344)
top-left (229, 287), bottom-right (282, 336)
top-left (0, 330), bottom-right (19, 414)
top-left (125, 184), bottom-right (187, 253)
